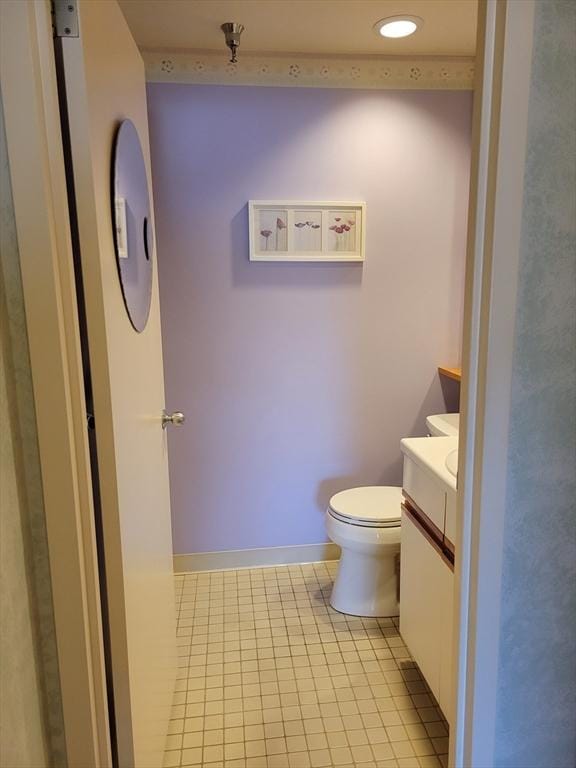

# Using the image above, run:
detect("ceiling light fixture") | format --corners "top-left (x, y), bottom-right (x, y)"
top-left (221, 22), bottom-right (245, 63)
top-left (373, 15), bottom-right (423, 39)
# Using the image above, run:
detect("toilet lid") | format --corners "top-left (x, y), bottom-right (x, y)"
top-left (328, 486), bottom-right (402, 527)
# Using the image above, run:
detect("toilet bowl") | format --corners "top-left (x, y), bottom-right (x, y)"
top-left (326, 486), bottom-right (402, 617)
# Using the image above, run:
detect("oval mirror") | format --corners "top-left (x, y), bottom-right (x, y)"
top-left (112, 119), bottom-right (154, 332)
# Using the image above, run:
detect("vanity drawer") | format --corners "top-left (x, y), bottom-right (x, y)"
top-left (402, 456), bottom-right (446, 534)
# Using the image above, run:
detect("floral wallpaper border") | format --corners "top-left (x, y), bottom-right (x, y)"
top-left (143, 50), bottom-right (475, 90)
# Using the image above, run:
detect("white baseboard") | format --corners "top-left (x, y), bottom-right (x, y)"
top-left (173, 542), bottom-right (341, 573)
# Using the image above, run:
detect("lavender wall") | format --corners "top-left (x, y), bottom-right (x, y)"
top-left (147, 84), bottom-right (471, 555)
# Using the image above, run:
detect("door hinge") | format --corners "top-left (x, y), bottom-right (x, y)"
top-left (52, 1), bottom-right (79, 38)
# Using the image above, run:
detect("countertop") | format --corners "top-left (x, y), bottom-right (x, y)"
top-left (438, 366), bottom-right (462, 382)
top-left (400, 436), bottom-right (458, 493)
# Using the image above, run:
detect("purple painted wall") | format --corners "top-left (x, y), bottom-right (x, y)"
top-left (147, 84), bottom-right (472, 555)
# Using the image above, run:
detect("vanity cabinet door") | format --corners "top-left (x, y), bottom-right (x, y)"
top-left (400, 512), bottom-right (443, 702)
top-left (400, 510), bottom-right (454, 721)
top-left (438, 558), bottom-right (455, 722)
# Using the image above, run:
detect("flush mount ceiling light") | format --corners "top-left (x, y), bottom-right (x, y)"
top-left (373, 15), bottom-right (423, 39)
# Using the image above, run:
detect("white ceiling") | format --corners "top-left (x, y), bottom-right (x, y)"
top-left (119, 0), bottom-right (477, 57)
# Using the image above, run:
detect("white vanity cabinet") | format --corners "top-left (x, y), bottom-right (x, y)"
top-left (399, 438), bottom-right (457, 725)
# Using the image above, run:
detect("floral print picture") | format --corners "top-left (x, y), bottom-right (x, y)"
top-left (328, 210), bottom-right (356, 252)
top-left (294, 210), bottom-right (322, 252)
top-left (257, 209), bottom-right (288, 252)
top-left (249, 201), bottom-right (365, 262)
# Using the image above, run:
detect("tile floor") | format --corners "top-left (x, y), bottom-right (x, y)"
top-left (163, 561), bottom-right (449, 768)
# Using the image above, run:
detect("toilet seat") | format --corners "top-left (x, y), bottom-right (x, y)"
top-left (328, 486), bottom-right (402, 528)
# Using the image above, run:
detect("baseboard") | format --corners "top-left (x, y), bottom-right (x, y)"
top-left (173, 542), bottom-right (341, 573)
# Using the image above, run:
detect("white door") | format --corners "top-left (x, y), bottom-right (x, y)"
top-left (56, 2), bottom-right (176, 765)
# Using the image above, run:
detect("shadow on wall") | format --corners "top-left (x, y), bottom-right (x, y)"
top-left (315, 373), bottom-right (456, 511)
top-left (230, 204), bottom-right (364, 288)
top-left (410, 374), bottom-right (459, 435)
top-left (439, 375), bottom-right (460, 413)
top-left (316, 475), bottom-right (363, 515)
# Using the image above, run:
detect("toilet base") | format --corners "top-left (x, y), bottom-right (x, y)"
top-left (330, 547), bottom-right (400, 618)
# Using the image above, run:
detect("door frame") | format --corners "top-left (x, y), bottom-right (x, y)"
top-left (0, 0), bottom-right (538, 765)
top-left (0, 1), bottom-right (111, 765)
top-left (450, 0), bottom-right (536, 765)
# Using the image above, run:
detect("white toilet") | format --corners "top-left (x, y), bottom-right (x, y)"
top-left (326, 486), bottom-right (402, 617)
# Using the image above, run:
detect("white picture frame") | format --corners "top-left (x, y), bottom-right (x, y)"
top-left (249, 200), bottom-right (366, 262)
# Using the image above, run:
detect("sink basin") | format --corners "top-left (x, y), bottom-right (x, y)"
top-left (426, 413), bottom-right (460, 437)
top-left (446, 449), bottom-right (458, 478)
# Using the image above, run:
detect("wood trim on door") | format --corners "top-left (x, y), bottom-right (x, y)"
top-left (402, 490), bottom-right (445, 547)
top-left (402, 497), bottom-right (455, 571)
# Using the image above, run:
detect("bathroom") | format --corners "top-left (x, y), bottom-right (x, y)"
top-left (148, 16), bottom-right (470, 763)
top-left (1, 2), bottom-right (574, 768)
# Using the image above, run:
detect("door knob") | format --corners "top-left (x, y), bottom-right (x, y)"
top-left (162, 410), bottom-right (185, 429)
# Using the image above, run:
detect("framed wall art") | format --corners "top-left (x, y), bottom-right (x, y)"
top-left (249, 201), bottom-right (366, 262)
